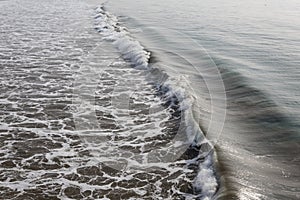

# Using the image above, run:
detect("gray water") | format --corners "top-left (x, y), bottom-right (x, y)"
top-left (104, 0), bottom-right (300, 199)
top-left (0, 0), bottom-right (300, 199)
top-left (0, 0), bottom-right (214, 199)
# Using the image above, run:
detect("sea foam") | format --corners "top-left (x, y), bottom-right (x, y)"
top-left (95, 6), bottom-right (150, 69)
top-left (94, 5), bottom-right (218, 199)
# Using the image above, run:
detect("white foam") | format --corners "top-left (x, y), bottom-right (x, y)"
top-left (94, 6), bottom-right (150, 69)
top-left (163, 78), bottom-right (218, 199)
top-left (194, 154), bottom-right (218, 200)
top-left (94, 5), bottom-right (219, 199)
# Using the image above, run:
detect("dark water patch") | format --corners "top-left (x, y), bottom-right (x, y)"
top-left (213, 66), bottom-right (300, 199)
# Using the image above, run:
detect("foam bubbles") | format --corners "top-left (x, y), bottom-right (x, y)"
top-left (93, 5), bottom-right (219, 199)
top-left (194, 154), bottom-right (218, 199)
top-left (94, 6), bottom-right (150, 69)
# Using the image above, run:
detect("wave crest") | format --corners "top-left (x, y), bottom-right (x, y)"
top-left (95, 6), bottom-right (150, 69)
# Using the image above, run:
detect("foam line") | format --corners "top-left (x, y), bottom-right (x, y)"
top-left (94, 5), bottom-right (218, 199)
top-left (94, 6), bottom-right (150, 69)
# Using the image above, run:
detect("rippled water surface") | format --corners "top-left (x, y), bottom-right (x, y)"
top-left (1, 0), bottom-right (300, 199)
top-left (0, 0), bottom-right (214, 199)
top-left (99, 0), bottom-right (300, 199)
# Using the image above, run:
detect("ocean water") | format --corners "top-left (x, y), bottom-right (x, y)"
top-left (0, 0), bottom-right (299, 199)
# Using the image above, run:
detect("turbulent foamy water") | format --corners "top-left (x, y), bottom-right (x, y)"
top-left (0, 0), bottom-right (217, 199)
top-left (1, 0), bottom-right (300, 199)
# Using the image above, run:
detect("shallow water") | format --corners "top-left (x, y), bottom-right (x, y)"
top-left (0, 0), bottom-right (300, 199)
top-left (104, 0), bottom-right (300, 199)
top-left (0, 0), bottom-right (215, 199)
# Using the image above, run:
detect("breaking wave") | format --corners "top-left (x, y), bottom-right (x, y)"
top-left (94, 5), bottom-right (219, 199)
